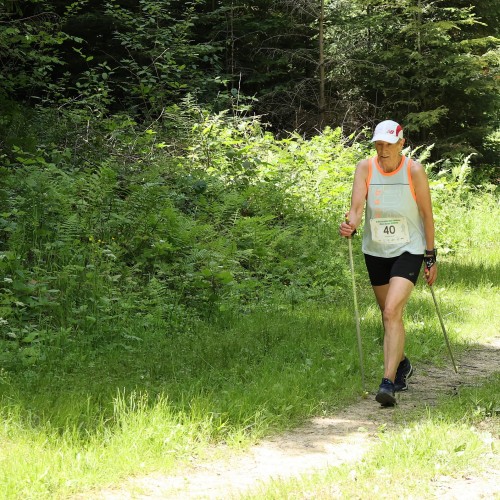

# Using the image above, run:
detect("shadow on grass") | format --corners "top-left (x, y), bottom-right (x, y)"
top-left (438, 253), bottom-right (499, 288)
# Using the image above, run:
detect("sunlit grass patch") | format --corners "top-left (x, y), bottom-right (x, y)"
top-left (244, 375), bottom-right (500, 500)
top-left (0, 391), bottom-right (217, 498)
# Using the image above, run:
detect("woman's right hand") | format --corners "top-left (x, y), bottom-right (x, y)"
top-left (339, 219), bottom-right (356, 238)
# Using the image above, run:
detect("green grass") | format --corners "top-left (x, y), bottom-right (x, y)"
top-left (406, 246), bottom-right (500, 360)
top-left (243, 374), bottom-right (500, 499)
top-left (0, 303), bottom-right (370, 497)
top-left (0, 391), bottom-right (213, 497)
top-left (0, 215), bottom-right (498, 497)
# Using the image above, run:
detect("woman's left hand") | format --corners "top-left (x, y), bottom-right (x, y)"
top-left (424, 264), bottom-right (437, 286)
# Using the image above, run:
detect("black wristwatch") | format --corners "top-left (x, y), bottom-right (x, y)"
top-left (424, 248), bottom-right (437, 270)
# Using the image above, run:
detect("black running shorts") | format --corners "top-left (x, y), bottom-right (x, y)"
top-left (364, 252), bottom-right (424, 286)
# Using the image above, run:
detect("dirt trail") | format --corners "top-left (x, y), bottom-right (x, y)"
top-left (90, 337), bottom-right (500, 499)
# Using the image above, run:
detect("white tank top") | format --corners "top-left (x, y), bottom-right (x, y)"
top-left (362, 155), bottom-right (426, 258)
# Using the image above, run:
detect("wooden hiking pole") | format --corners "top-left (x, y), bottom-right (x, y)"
top-left (348, 234), bottom-right (366, 391)
top-left (425, 257), bottom-right (458, 373)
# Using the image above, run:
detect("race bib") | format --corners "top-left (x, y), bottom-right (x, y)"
top-left (370, 217), bottom-right (410, 245)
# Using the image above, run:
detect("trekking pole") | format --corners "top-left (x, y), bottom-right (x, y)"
top-left (425, 260), bottom-right (458, 373)
top-left (347, 230), bottom-right (366, 391)
top-left (427, 284), bottom-right (459, 373)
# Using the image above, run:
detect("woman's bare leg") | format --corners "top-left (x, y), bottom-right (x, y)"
top-left (372, 277), bottom-right (414, 381)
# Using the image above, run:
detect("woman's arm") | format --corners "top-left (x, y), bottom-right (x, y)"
top-left (339, 159), bottom-right (369, 237)
top-left (411, 161), bottom-right (437, 285)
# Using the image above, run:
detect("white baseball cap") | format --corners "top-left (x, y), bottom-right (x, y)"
top-left (371, 120), bottom-right (404, 143)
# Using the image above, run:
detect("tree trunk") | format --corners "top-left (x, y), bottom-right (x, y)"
top-left (319, 0), bottom-right (325, 128)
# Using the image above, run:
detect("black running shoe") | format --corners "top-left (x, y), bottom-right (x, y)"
top-left (394, 357), bottom-right (413, 392)
top-left (375, 378), bottom-right (396, 406)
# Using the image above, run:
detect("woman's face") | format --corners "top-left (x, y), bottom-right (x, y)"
top-left (375, 139), bottom-right (404, 162)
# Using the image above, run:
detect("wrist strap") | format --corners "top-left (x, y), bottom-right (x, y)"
top-left (424, 249), bottom-right (437, 270)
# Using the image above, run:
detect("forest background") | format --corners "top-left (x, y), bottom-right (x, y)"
top-left (0, 0), bottom-right (498, 497)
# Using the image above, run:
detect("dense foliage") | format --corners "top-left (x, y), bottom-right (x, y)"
top-left (0, 104), bottom-right (497, 367)
top-left (0, 0), bottom-right (498, 363)
top-left (1, 0), bottom-right (498, 164)
top-left (325, 0), bottom-right (499, 161)
top-left (0, 108), bottom-right (358, 360)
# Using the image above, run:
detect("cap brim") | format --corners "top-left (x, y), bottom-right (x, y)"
top-left (371, 133), bottom-right (400, 144)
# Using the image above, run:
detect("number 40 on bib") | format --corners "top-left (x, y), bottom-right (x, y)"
top-left (370, 217), bottom-right (410, 245)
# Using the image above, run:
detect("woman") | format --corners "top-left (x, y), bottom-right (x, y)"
top-left (339, 120), bottom-right (437, 406)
